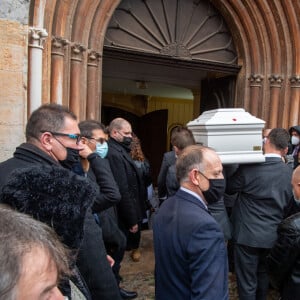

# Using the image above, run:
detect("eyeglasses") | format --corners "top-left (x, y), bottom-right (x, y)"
top-left (40, 131), bottom-right (82, 145)
top-left (89, 137), bottom-right (106, 144)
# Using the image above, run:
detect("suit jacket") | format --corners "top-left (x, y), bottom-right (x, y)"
top-left (166, 164), bottom-right (232, 240)
top-left (226, 156), bottom-right (293, 248)
top-left (157, 151), bottom-right (176, 198)
top-left (153, 188), bottom-right (229, 300)
top-left (107, 138), bottom-right (144, 228)
top-left (86, 152), bottom-right (121, 213)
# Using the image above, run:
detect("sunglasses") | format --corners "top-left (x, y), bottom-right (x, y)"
top-left (41, 131), bottom-right (82, 145)
top-left (89, 137), bottom-right (106, 144)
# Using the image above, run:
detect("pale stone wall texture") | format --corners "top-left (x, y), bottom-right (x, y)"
top-left (0, 0), bottom-right (30, 24)
top-left (0, 19), bottom-right (28, 162)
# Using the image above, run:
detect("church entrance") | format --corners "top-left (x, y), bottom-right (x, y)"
top-left (101, 0), bottom-right (240, 182)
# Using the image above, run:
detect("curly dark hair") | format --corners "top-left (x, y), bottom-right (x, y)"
top-left (130, 134), bottom-right (145, 162)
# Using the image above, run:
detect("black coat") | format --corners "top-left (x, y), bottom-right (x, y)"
top-left (87, 152), bottom-right (121, 212)
top-left (107, 138), bottom-right (144, 228)
top-left (226, 157), bottom-right (293, 248)
top-left (266, 211), bottom-right (300, 300)
top-left (0, 146), bottom-right (95, 299)
top-left (86, 153), bottom-right (126, 254)
top-left (157, 151), bottom-right (176, 199)
top-left (0, 143), bottom-right (121, 300)
top-left (0, 143), bottom-right (59, 189)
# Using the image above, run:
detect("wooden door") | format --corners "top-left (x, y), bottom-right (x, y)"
top-left (138, 109), bottom-right (168, 186)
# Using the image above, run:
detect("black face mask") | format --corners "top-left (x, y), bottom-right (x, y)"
top-left (202, 178), bottom-right (226, 204)
top-left (119, 136), bottom-right (132, 152)
top-left (59, 147), bottom-right (81, 170)
top-left (122, 136), bottom-right (132, 147)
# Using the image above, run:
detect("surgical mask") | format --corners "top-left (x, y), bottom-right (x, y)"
top-left (59, 147), bottom-right (81, 170)
top-left (198, 171), bottom-right (226, 204)
top-left (95, 141), bottom-right (108, 158)
top-left (291, 136), bottom-right (300, 146)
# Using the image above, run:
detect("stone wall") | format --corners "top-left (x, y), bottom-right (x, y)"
top-left (0, 19), bottom-right (28, 161)
top-left (0, 0), bottom-right (30, 24)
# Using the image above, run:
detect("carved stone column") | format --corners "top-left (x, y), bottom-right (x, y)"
top-left (51, 37), bottom-right (69, 104)
top-left (70, 43), bottom-right (86, 118)
top-left (268, 75), bottom-right (284, 127)
top-left (87, 50), bottom-right (101, 120)
top-left (28, 27), bottom-right (48, 115)
top-left (289, 75), bottom-right (300, 125)
top-left (248, 74), bottom-right (263, 117)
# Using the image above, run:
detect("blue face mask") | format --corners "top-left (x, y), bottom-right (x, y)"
top-left (95, 141), bottom-right (108, 158)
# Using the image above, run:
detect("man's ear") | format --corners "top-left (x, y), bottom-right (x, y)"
top-left (173, 145), bottom-right (180, 156)
top-left (39, 132), bottom-right (54, 151)
top-left (282, 147), bottom-right (288, 156)
top-left (190, 169), bottom-right (200, 185)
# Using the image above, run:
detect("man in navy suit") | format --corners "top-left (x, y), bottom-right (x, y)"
top-left (153, 145), bottom-right (229, 300)
top-left (226, 128), bottom-right (293, 300)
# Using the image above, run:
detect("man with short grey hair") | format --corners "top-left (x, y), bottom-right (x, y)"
top-left (0, 205), bottom-right (70, 300)
top-left (153, 145), bottom-right (229, 300)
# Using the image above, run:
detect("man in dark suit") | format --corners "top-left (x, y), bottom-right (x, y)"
top-left (106, 117), bottom-right (142, 300)
top-left (153, 145), bottom-right (229, 300)
top-left (266, 165), bottom-right (300, 300)
top-left (226, 128), bottom-right (293, 300)
top-left (157, 126), bottom-right (195, 203)
top-left (157, 150), bottom-right (176, 201)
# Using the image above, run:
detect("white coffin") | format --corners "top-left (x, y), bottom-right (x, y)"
top-left (187, 108), bottom-right (266, 164)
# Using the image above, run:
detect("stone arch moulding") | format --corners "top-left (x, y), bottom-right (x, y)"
top-left (28, 0), bottom-right (300, 128)
top-left (104, 0), bottom-right (238, 64)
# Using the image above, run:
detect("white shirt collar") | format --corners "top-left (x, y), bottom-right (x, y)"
top-left (264, 153), bottom-right (282, 158)
top-left (180, 187), bottom-right (208, 210)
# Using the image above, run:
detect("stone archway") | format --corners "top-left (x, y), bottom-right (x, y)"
top-left (27, 0), bottom-right (300, 128)
top-left (102, 0), bottom-right (239, 118)
top-left (104, 0), bottom-right (237, 64)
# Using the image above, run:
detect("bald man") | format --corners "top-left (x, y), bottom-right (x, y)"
top-left (106, 118), bottom-right (142, 299)
top-left (266, 166), bottom-right (300, 300)
top-left (153, 145), bottom-right (229, 300)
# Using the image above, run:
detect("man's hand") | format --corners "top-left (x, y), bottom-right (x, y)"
top-left (79, 143), bottom-right (93, 158)
top-left (107, 255), bottom-right (115, 267)
top-left (129, 224), bottom-right (138, 233)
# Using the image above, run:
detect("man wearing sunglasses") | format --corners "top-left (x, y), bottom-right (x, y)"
top-left (0, 103), bottom-right (83, 180)
top-left (0, 104), bottom-right (123, 300)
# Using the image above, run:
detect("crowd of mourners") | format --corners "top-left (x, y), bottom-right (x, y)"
top-left (0, 103), bottom-right (300, 300)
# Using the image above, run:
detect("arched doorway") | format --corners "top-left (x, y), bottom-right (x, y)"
top-left (26, 0), bottom-right (300, 148)
top-left (101, 0), bottom-right (239, 182)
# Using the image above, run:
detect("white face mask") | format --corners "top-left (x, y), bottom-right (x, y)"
top-left (291, 136), bottom-right (300, 146)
